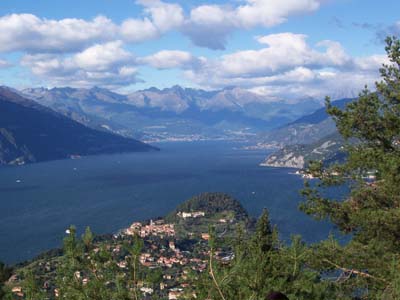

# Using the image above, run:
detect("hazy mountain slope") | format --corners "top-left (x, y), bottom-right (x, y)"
top-left (21, 87), bottom-right (134, 136)
top-left (0, 87), bottom-right (156, 165)
top-left (290, 98), bottom-right (352, 125)
top-left (258, 98), bottom-right (353, 147)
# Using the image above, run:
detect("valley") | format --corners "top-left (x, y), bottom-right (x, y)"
top-left (21, 85), bottom-right (323, 143)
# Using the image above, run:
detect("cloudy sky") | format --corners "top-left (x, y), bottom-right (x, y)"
top-left (0, 0), bottom-right (399, 100)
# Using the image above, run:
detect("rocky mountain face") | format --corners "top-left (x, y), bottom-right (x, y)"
top-left (0, 87), bottom-right (156, 165)
top-left (22, 86), bottom-right (322, 142)
top-left (261, 132), bottom-right (346, 169)
top-left (259, 98), bottom-right (353, 168)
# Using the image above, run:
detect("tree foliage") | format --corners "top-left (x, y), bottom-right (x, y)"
top-left (7, 226), bottom-right (146, 300)
top-left (199, 211), bottom-right (335, 300)
top-left (0, 262), bottom-right (12, 299)
top-left (300, 36), bottom-right (400, 299)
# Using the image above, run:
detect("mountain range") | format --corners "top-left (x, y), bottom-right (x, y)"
top-left (0, 82), bottom-right (353, 167)
top-left (0, 87), bottom-right (156, 165)
top-left (21, 86), bottom-right (323, 142)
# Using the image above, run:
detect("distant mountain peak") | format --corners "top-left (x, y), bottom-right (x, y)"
top-left (223, 85), bottom-right (239, 91)
top-left (50, 86), bottom-right (76, 93)
top-left (170, 84), bottom-right (184, 91)
top-left (90, 86), bottom-right (113, 93)
top-left (142, 86), bottom-right (161, 93)
top-left (23, 87), bottom-right (49, 92)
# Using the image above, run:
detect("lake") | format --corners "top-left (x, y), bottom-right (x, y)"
top-left (0, 141), bottom-right (333, 264)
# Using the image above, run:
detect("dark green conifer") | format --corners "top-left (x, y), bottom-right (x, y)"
top-left (300, 36), bottom-right (400, 299)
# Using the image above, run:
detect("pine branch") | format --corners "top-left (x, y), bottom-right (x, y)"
top-left (209, 247), bottom-right (227, 300)
top-left (323, 259), bottom-right (388, 283)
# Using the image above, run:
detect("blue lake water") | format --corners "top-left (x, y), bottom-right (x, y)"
top-left (0, 141), bottom-right (333, 264)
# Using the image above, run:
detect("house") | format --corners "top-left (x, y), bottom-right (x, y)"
top-left (169, 241), bottom-right (176, 251)
top-left (201, 233), bottom-right (210, 240)
top-left (177, 211), bottom-right (205, 219)
top-left (140, 287), bottom-right (154, 295)
top-left (11, 286), bottom-right (22, 293)
top-left (169, 290), bottom-right (183, 300)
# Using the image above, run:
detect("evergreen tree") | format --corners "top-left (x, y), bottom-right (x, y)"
top-left (22, 270), bottom-right (45, 300)
top-left (56, 225), bottom-right (86, 299)
top-left (0, 262), bottom-right (12, 300)
top-left (125, 235), bottom-right (144, 300)
top-left (200, 211), bottom-right (334, 300)
top-left (53, 226), bottom-right (136, 299)
top-left (82, 226), bottom-right (94, 251)
top-left (253, 209), bottom-right (274, 253)
top-left (300, 36), bottom-right (400, 299)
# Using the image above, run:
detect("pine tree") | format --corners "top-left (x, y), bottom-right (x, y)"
top-left (126, 235), bottom-right (144, 300)
top-left (82, 226), bottom-right (94, 251)
top-left (200, 210), bottom-right (335, 300)
top-left (0, 262), bottom-right (12, 300)
top-left (56, 226), bottom-right (131, 300)
top-left (22, 270), bottom-right (45, 300)
top-left (56, 225), bottom-right (85, 300)
top-left (300, 36), bottom-right (400, 299)
top-left (253, 208), bottom-right (274, 253)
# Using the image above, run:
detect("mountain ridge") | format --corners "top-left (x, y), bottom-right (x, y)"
top-left (257, 98), bottom-right (354, 148)
top-left (0, 87), bottom-right (157, 165)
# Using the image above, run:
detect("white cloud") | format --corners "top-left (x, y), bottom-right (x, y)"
top-left (138, 50), bottom-right (199, 69)
top-left (0, 0), bottom-right (327, 53)
top-left (233, 69), bottom-right (379, 101)
top-left (120, 18), bottom-right (159, 43)
top-left (74, 41), bottom-right (133, 71)
top-left (236, 0), bottom-right (321, 28)
top-left (190, 5), bottom-right (234, 26)
top-left (16, 25), bottom-right (388, 99)
top-left (0, 1), bottom-right (184, 54)
top-left (181, 33), bottom-right (386, 100)
top-left (121, 0), bottom-right (184, 42)
top-left (21, 42), bottom-right (139, 89)
top-left (139, 0), bottom-right (184, 32)
top-left (20, 45), bottom-right (204, 88)
top-left (192, 33), bottom-right (351, 80)
top-left (0, 59), bottom-right (11, 68)
top-left (0, 14), bottom-right (118, 53)
top-left (354, 54), bottom-right (389, 71)
top-left (315, 40), bottom-right (351, 66)
top-left (182, 5), bottom-right (236, 50)
top-left (184, 0), bottom-right (323, 49)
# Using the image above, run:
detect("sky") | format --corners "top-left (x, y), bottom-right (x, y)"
top-left (0, 0), bottom-right (399, 100)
